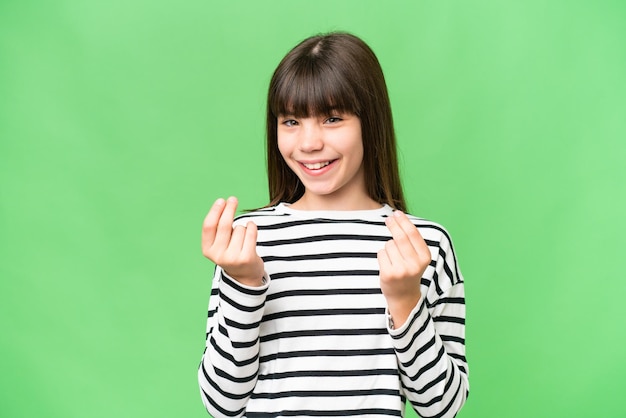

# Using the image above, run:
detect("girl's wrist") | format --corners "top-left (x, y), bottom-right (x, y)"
top-left (233, 275), bottom-right (266, 288)
top-left (386, 292), bottom-right (422, 329)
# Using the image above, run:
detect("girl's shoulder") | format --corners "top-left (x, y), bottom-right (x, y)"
top-left (232, 205), bottom-right (288, 228)
top-left (405, 213), bottom-right (455, 246)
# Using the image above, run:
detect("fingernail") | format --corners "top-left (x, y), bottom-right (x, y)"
top-left (215, 198), bottom-right (225, 205)
top-left (227, 196), bottom-right (237, 203)
top-left (393, 210), bottom-right (403, 217)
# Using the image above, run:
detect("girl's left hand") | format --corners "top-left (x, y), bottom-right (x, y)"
top-left (377, 210), bottom-right (431, 328)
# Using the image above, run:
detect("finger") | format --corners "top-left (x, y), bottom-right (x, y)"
top-left (383, 239), bottom-right (403, 267)
top-left (391, 211), bottom-right (429, 257)
top-left (202, 198), bottom-right (227, 247)
top-left (391, 211), bottom-right (418, 237)
top-left (213, 196), bottom-right (239, 249)
top-left (385, 215), bottom-right (415, 261)
top-left (242, 221), bottom-right (259, 256)
top-left (377, 248), bottom-right (392, 272)
top-left (227, 225), bottom-right (247, 255)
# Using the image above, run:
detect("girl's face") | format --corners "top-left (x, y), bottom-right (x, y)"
top-left (277, 112), bottom-right (377, 210)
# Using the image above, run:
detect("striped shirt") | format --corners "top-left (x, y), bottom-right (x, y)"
top-left (198, 203), bottom-right (469, 417)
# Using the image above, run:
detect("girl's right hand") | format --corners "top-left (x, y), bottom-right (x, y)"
top-left (202, 197), bottom-right (265, 287)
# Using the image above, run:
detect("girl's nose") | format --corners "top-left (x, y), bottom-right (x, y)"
top-left (298, 123), bottom-right (323, 152)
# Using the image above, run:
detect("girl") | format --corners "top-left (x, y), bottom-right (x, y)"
top-left (199, 32), bottom-right (469, 417)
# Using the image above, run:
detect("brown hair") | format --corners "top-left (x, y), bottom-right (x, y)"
top-left (265, 32), bottom-right (407, 211)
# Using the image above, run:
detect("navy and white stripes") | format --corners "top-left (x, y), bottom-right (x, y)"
top-left (199, 203), bottom-right (468, 417)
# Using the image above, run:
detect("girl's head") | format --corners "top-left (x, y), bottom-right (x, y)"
top-left (266, 32), bottom-right (406, 211)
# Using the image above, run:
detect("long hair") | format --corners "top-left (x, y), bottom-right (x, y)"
top-left (265, 32), bottom-right (407, 211)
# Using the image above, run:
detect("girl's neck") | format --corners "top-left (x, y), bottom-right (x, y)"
top-left (288, 193), bottom-right (382, 211)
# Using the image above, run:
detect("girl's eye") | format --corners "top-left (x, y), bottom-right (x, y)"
top-left (325, 116), bottom-right (343, 124)
top-left (282, 119), bottom-right (298, 127)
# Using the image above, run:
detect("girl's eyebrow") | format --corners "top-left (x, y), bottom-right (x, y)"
top-left (277, 108), bottom-right (349, 119)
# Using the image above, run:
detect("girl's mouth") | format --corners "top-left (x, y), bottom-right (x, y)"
top-left (302, 161), bottom-right (332, 170)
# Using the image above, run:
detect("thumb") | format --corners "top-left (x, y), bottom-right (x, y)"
top-left (242, 221), bottom-right (259, 255)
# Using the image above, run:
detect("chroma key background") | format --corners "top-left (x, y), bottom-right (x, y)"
top-left (1, 1), bottom-right (625, 417)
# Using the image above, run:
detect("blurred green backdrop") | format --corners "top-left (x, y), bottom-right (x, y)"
top-left (1, 1), bottom-right (625, 417)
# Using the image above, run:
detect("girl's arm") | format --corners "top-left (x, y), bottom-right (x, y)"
top-left (198, 197), bottom-right (268, 416)
top-left (391, 281), bottom-right (468, 418)
top-left (379, 212), bottom-right (469, 418)
top-left (197, 267), bottom-right (269, 417)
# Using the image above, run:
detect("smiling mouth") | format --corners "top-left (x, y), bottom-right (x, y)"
top-left (302, 161), bottom-right (333, 170)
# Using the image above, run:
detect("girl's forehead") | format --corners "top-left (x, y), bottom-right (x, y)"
top-left (275, 95), bottom-right (356, 117)
top-left (278, 106), bottom-right (349, 117)
top-left (270, 68), bottom-right (361, 118)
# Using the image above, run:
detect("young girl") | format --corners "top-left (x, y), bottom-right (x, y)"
top-left (199, 32), bottom-right (469, 417)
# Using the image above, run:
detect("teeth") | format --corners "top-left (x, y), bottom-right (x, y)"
top-left (303, 161), bottom-right (331, 170)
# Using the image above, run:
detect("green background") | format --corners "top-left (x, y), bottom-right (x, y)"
top-left (2, 1), bottom-right (625, 417)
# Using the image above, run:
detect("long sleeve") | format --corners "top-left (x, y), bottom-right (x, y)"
top-left (389, 228), bottom-right (469, 418)
top-left (197, 205), bottom-right (469, 417)
top-left (198, 267), bottom-right (270, 417)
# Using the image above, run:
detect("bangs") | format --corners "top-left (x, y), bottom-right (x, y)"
top-left (269, 56), bottom-right (361, 118)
